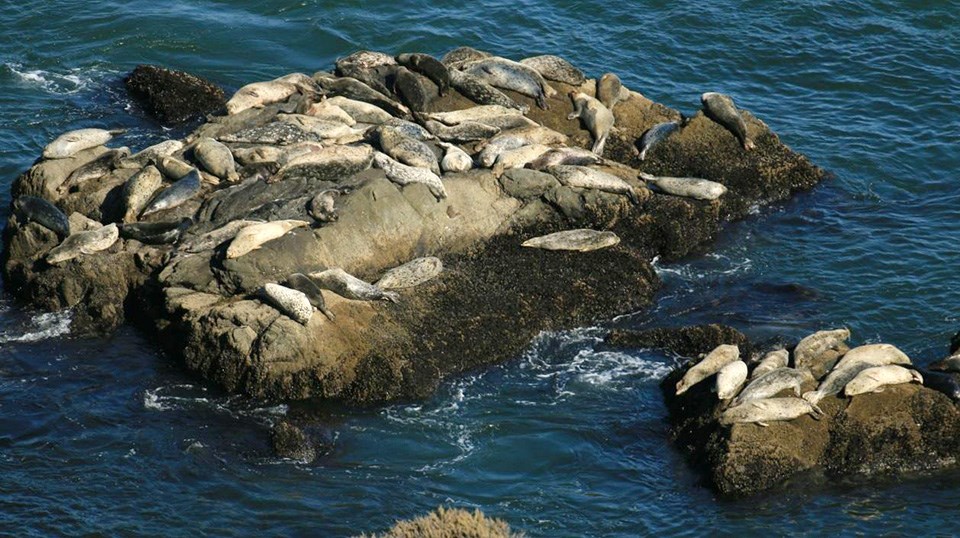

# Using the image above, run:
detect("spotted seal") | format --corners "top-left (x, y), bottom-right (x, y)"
top-left (310, 268), bottom-right (399, 303)
top-left (520, 55), bottom-right (586, 85)
top-left (120, 165), bottom-right (163, 223)
top-left (749, 349), bottom-right (789, 379)
top-left (546, 165), bottom-right (639, 203)
top-left (177, 219), bottom-right (261, 254)
top-left (308, 189), bottom-right (340, 223)
top-left (447, 70), bottom-right (528, 113)
top-left (313, 74), bottom-right (410, 118)
top-left (46, 223), bottom-right (119, 265)
top-left (637, 121), bottom-right (680, 161)
top-left (596, 73), bottom-right (624, 110)
top-left (425, 105), bottom-right (523, 126)
top-left (478, 126), bottom-right (567, 168)
top-left (521, 229), bottom-right (620, 252)
top-left (276, 144), bottom-right (374, 183)
top-left (43, 128), bottom-right (124, 159)
top-left (676, 344), bottom-right (740, 395)
top-left (845, 365), bottom-right (923, 396)
top-left (261, 282), bottom-right (313, 325)
top-left (526, 147), bottom-right (602, 170)
top-left (119, 139), bottom-right (184, 169)
top-left (119, 218), bottom-right (192, 245)
top-left (637, 172), bottom-right (726, 201)
top-left (372, 126), bottom-right (440, 175)
top-left (720, 397), bottom-right (824, 427)
top-left (735, 367), bottom-right (813, 406)
top-left (219, 121), bottom-right (317, 146)
top-left (286, 273), bottom-right (335, 321)
top-left (396, 53), bottom-right (451, 96)
top-left (492, 144), bottom-right (551, 177)
top-left (792, 328), bottom-right (851, 379)
top-left (423, 119), bottom-right (500, 143)
top-left (193, 137), bottom-right (239, 182)
top-left (277, 114), bottom-right (365, 142)
top-left (60, 148), bottom-right (130, 193)
top-left (13, 195), bottom-right (70, 238)
top-left (441, 46), bottom-right (492, 69)
top-left (225, 219), bottom-right (309, 259)
top-left (701, 92), bottom-right (755, 150)
top-left (462, 57), bottom-right (556, 109)
top-left (567, 91), bottom-right (614, 155)
top-left (716, 360), bottom-right (748, 400)
top-left (140, 168), bottom-right (203, 218)
top-left (373, 152), bottom-right (446, 201)
top-left (298, 100), bottom-right (356, 125)
top-left (803, 343), bottom-right (912, 404)
top-left (392, 66), bottom-right (431, 111)
top-left (375, 257), bottom-right (444, 290)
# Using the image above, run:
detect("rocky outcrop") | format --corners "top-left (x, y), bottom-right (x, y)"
top-left (3, 51), bottom-right (826, 406)
top-left (125, 65), bottom-right (226, 124)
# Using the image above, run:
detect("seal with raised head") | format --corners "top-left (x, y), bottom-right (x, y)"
top-left (261, 282), bottom-right (313, 325)
top-left (43, 128), bottom-right (124, 159)
top-left (845, 365), bottom-right (923, 396)
top-left (60, 148), bottom-right (130, 193)
top-left (462, 57), bottom-right (556, 109)
top-left (803, 343), bottom-right (912, 404)
top-left (13, 195), bottom-right (70, 238)
top-left (119, 218), bottom-right (192, 245)
top-left (193, 137), bottom-right (239, 182)
top-left (371, 126), bottom-right (440, 175)
top-left (701, 92), bottom-right (755, 150)
top-left (46, 223), bottom-right (119, 265)
top-left (373, 152), bottom-right (447, 201)
top-left (447, 70), bottom-right (528, 113)
top-left (734, 367), bottom-right (813, 406)
top-left (396, 53), bottom-right (451, 96)
top-left (567, 91), bottom-right (614, 155)
top-left (520, 55), bottom-right (586, 86)
top-left (310, 268), bottom-right (399, 303)
top-left (423, 119), bottom-right (500, 143)
top-left (437, 142), bottom-right (473, 173)
top-left (716, 360), bottom-right (748, 400)
top-left (792, 328), bottom-right (851, 378)
top-left (521, 229), bottom-right (620, 252)
top-left (676, 344), bottom-right (740, 395)
top-left (286, 273), bottom-right (335, 321)
top-left (637, 121), bottom-right (680, 161)
top-left (638, 171), bottom-right (727, 201)
top-left (225, 219), bottom-right (309, 259)
top-left (546, 165), bottom-right (639, 203)
top-left (720, 397), bottom-right (824, 427)
top-left (375, 257), bottom-right (444, 290)
top-left (750, 349), bottom-right (789, 379)
top-left (596, 73), bottom-right (624, 110)
top-left (140, 168), bottom-right (203, 218)
top-left (308, 189), bottom-right (340, 223)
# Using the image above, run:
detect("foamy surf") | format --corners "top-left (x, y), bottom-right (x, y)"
top-left (0, 310), bottom-right (72, 344)
top-left (3, 62), bottom-right (93, 95)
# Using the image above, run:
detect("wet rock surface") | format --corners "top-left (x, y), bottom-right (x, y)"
top-left (125, 65), bottom-right (226, 125)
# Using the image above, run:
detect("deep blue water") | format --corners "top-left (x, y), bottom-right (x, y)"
top-left (1, 1), bottom-right (960, 535)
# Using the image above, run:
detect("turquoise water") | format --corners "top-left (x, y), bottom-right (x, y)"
top-left (2, 1), bottom-right (960, 535)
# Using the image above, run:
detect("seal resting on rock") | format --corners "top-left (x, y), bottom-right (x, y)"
top-left (12, 195), bottom-right (70, 239)
top-left (261, 282), bottom-right (313, 325)
top-left (447, 70), bottom-right (528, 113)
top-left (735, 367), bottom-right (812, 405)
top-left (567, 91), bottom-right (614, 155)
top-left (719, 397), bottom-right (824, 427)
top-left (638, 171), bottom-right (727, 201)
top-left (526, 147), bottom-right (602, 170)
top-left (461, 57), bottom-right (556, 109)
top-left (792, 328), bottom-right (851, 379)
top-left (701, 92), bottom-right (755, 150)
top-left (140, 168), bottom-right (202, 218)
top-left (375, 257), bottom-right (443, 290)
top-left (193, 137), bottom-right (239, 182)
top-left (286, 273), bottom-right (335, 321)
top-left (637, 121), bottom-right (680, 161)
top-left (844, 365), bottom-right (923, 396)
top-left (521, 229), bottom-right (620, 252)
top-left (596, 73), bottom-right (624, 110)
top-left (396, 53), bottom-right (451, 96)
top-left (803, 343), bottom-right (912, 404)
top-left (520, 55), bottom-right (586, 85)
top-left (225, 78), bottom-right (300, 115)
top-left (676, 344), bottom-right (740, 395)
top-left (42, 128), bottom-right (124, 159)
top-left (715, 360), bottom-right (748, 400)
top-left (119, 139), bottom-right (184, 169)
top-left (437, 142), bottom-right (473, 173)
top-left (310, 268), bottom-right (399, 303)
top-left (546, 165), bottom-right (639, 203)
top-left (225, 219), bottom-right (309, 259)
top-left (119, 218), bottom-right (192, 245)
top-left (371, 125), bottom-right (440, 175)
top-left (373, 152), bottom-right (447, 201)
top-left (46, 223), bottom-right (119, 265)
top-left (60, 148), bottom-right (130, 193)
top-left (750, 349), bottom-right (789, 379)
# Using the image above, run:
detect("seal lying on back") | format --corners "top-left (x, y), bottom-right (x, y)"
top-left (750, 349), bottom-right (789, 379)
top-left (261, 282), bottom-right (313, 325)
top-left (447, 70), bottom-right (528, 113)
top-left (60, 148), bottom-right (130, 193)
top-left (396, 53), bottom-right (451, 96)
top-left (803, 343), bottom-right (912, 404)
top-left (720, 397), bottom-right (824, 426)
top-left (371, 125), bottom-right (440, 175)
top-left (140, 169), bottom-right (203, 218)
top-left (521, 229), bottom-right (620, 252)
top-left (13, 195), bottom-right (70, 238)
top-left (596, 73), bottom-right (624, 110)
top-left (462, 57), bottom-right (556, 109)
top-left (676, 344), bottom-right (740, 395)
top-left (373, 152), bottom-right (447, 201)
top-left (845, 365), bottom-right (922, 396)
top-left (547, 165), bottom-right (639, 203)
top-left (43, 128), bottom-right (124, 159)
top-left (120, 166), bottom-right (163, 223)
top-left (46, 223), bottom-right (119, 265)
top-left (701, 92), bottom-right (755, 150)
top-left (310, 268), bottom-right (399, 303)
top-left (119, 218), bottom-right (192, 245)
top-left (567, 91), bottom-right (614, 155)
top-left (637, 121), bottom-right (679, 161)
top-left (286, 273), bottom-right (335, 321)
top-left (520, 55), bottom-right (586, 85)
top-left (735, 367), bottom-right (813, 406)
top-left (793, 328), bottom-right (850, 379)
top-left (225, 219), bottom-right (309, 259)
top-left (638, 171), bottom-right (726, 201)
top-left (375, 257), bottom-right (444, 290)
top-left (716, 360), bottom-right (748, 400)
top-left (437, 142), bottom-right (473, 173)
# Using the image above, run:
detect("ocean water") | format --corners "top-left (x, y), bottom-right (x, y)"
top-left (1, 1), bottom-right (959, 535)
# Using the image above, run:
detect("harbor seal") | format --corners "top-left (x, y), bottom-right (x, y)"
top-left (46, 223), bottom-right (119, 265)
top-left (325, 96), bottom-right (394, 124)
top-left (520, 55), bottom-right (586, 85)
top-left (286, 273), bottom-right (335, 321)
top-left (225, 219), bottom-right (309, 259)
top-left (157, 156), bottom-right (196, 180)
top-left (437, 142), bottom-right (473, 173)
top-left (140, 168), bottom-right (202, 218)
top-left (447, 70), bottom-right (528, 113)
top-left (276, 144), bottom-right (374, 183)
top-left (177, 219), bottom-right (261, 254)
top-left (596, 73), bottom-right (623, 110)
top-left (393, 66), bottom-right (431, 111)
top-left (225, 79), bottom-right (299, 115)
top-left (308, 189), bottom-right (340, 223)
top-left (12, 195), bottom-right (70, 238)
top-left (232, 146), bottom-right (286, 167)
top-left (335, 50), bottom-right (397, 72)
top-left (526, 147), bottom-right (602, 170)
top-left (383, 118), bottom-right (435, 141)
top-left (676, 344), bottom-right (740, 395)
top-left (309, 268), bottom-right (400, 303)
top-left (521, 229), bottom-right (620, 252)
top-left (637, 121), bottom-right (680, 161)
top-left (720, 397), bottom-right (824, 426)
top-left (715, 360), bottom-right (748, 400)
top-left (373, 152), bottom-right (447, 201)
top-left (478, 126), bottom-right (568, 168)
top-left (803, 343), bottom-right (912, 404)
top-left (921, 370), bottom-right (960, 402)
top-left (701, 92), bottom-right (755, 150)
top-left (193, 137), bottom-right (239, 182)
top-left (261, 282), bottom-right (313, 325)
top-left (277, 114), bottom-right (365, 142)
top-left (567, 91), bottom-right (614, 155)
top-left (749, 349), bottom-right (789, 379)
top-left (546, 165), bottom-right (639, 203)
top-left (60, 148), bottom-right (130, 193)
top-left (371, 126), bottom-right (440, 175)
top-left (375, 257), bottom-right (444, 290)
top-left (298, 99), bottom-right (356, 125)
top-left (423, 119), bottom-right (500, 143)
top-left (734, 367), bottom-right (813, 406)
top-left (492, 144), bottom-right (551, 177)
top-left (119, 139), bottom-right (184, 169)
top-left (425, 105), bottom-right (523, 126)
top-left (313, 74), bottom-right (410, 118)
top-left (42, 128), bottom-right (124, 159)
top-left (441, 46), bottom-right (492, 69)
top-left (119, 218), bottom-right (192, 245)
top-left (792, 328), bottom-right (851, 379)
top-left (218, 121), bottom-right (316, 146)
top-left (396, 53), bottom-right (451, 96)
top-left (462, 57), bottom-right (556, 109)
top-left (845, 365), bottom-right (923, 396)
top-left (637, 172), bottom-right (726, 201)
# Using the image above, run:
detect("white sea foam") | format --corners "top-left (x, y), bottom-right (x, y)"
top-left (0, 310), bottom-right (72, 343)
top-left (4, 62), bottom-right (94, 95)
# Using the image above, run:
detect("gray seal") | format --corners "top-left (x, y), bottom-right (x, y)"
top-left (676, 344), bottom-right (740, 395)
top-left (567, 91), bottom-right (614, 155)
top-left (520, 55), bottom-right (586, 86)
top-left (193, 137), bottom-right (239, 182)
top-left (140, 168), bottom-right (203, 218)
top-left (447, 70), bottom-right (528, 113)
top-left (375, 257), bottom-right (443, 290)
top-left (46, 223), bottom-right (119, 265)
top-left (119, 218), bottom-right (192, 245)
top-left (219, 121), bottom-right (317, 146)
top-left (637, 121), bottom-right (680, 161)
top-left (596, 73), bottom-right (624, 110)
top-left (521, 229), bottom-right (620, 252)
top-left (734, 367), bottom-right (813, 406)
top-left (373, 152), bottom-right (447, 201)
top-left (43, 128), bottom-right (124, 159)
top-left (261, 282), bottom-right (313, 325)
top-left (423, 119), bottom-right (500, 143)
top-left (441, 46), bottom-right (492, 69)
top-left (720, 397), bottom-right (824, 427)
top-left (313, 74), bottom-right (410, 118)
top-left (462, 57), bottom-right (556, 109)
top-left (372, 126), bottom-right (440, 175)
top-left (638, 172), bottom-right (727, 201)
top-left (310, 268), bottom-right (399, 303)
top-left (396, 53), bottom-right (451, 96)
top-left (285, 273), bottom-right (335, 321)
top-left (701, 92), bottom-right (755, 150)
top-left (60, 148), bottom-right (130, 193)
top-left (546, 165), bottom-right (639, 204)
top-left (13, 195), bottom-right (70, 238)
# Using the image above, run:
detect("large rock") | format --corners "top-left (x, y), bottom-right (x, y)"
top-left (125, 65), bottom-right (226, 124)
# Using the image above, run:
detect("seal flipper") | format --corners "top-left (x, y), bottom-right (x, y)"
top-left (758, 422), bottom-right (770, 428)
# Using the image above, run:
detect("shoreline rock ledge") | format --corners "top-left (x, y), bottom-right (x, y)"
top-left (2, 48), bottom-right (823, 405)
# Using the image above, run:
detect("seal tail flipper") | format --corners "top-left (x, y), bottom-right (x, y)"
top-left (743, 138), bottom-right (756, 151)
top-left (536, 92), bottom-right (548, 110)
top-left (320, 308), bottom-right (336, 322)
top-left (801, 390), bottom-right (821, 405)
top-left (758, 422), bottom-right (769, 428)
top-left (626, 188), bottom-right (639, 205)
top-left (592, 135), bottom-right (607, 156)
top-left (809, 403), bottom-right (825, 420)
